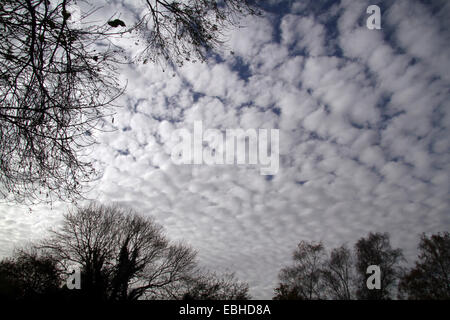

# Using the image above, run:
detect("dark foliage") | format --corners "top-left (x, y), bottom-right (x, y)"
top-left (0, 249), bottom-right (62, 300)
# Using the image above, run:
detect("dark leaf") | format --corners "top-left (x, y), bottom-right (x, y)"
top-left (107, 19), bottom-right (126, 28)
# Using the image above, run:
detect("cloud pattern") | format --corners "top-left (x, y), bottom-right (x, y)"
top-left (1, 0), bottom-right (449, 298)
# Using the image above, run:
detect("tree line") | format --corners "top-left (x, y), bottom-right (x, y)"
top-left (0, 203), bottom-right (250, 301)
top-left (274, 231), bottom-right (450, 300)
top-left (0, 203), bottom-right (449, 300)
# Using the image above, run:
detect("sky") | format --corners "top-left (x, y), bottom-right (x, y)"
top-left (0, 0), bottom-right (449, 299)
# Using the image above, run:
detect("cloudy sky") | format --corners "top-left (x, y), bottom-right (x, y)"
top-left (1, 0), bottom-right (449, 299)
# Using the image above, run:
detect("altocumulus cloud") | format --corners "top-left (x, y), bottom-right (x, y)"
top-left (0, 0), bottom-right (449, 299)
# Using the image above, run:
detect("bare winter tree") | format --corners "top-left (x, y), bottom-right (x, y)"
top-left (40, 203), bottom-right (197, 300)
top-left (322, 245), bottom-right (355, 300)
top-left (0, 0), bottom-right (124, 204)
top-left (0, 0), bottom-right (259, 204)
top-left (179, 271), bottom-right (251, 300)
top-left (274, 241), bottom-right (327, 300)
top-left (355, 232), bottom-right (404, 300)
top-left (398, 232), bottom-right (450, 300)
top-left (135, 0), bottom-right (259, 66)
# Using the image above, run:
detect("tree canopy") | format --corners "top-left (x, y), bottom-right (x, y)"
top-left (398, 232), bottom-right (450, 300)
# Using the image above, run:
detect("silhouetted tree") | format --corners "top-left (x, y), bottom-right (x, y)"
top-left (274, 241), bottom-right (326, 300)
top-left (398, 232), bottom-right (450, 300)
top-left (40, 203), bottom-right (197, 300)
top-left (0, 0), bottom-right (259, 205)
top-left (273, 283), bottom-right (304, 300)
top-left (355, 232), bottom-right (404, 300)
top-left (0, 249), bottom-right (62, 300)
top-left (0, 0), bottom-right (123, 204)
top-left (181, 271), bottom-right (250, 300)
top-left (322, 245), bottom-right (355, 300)
top-left (135, 0), bottom-right (259, 66)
